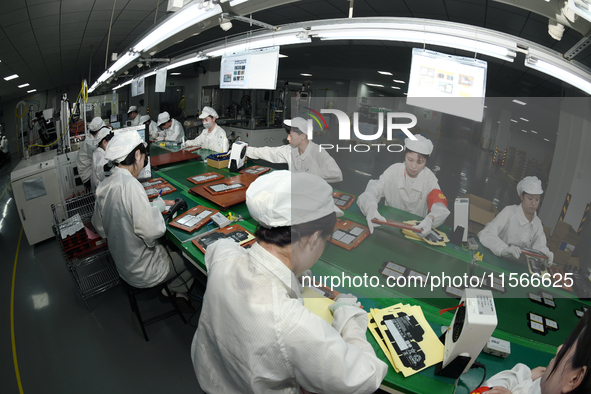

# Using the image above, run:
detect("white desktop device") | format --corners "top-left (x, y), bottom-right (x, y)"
top-left (454, 197), bottom-right (470, 242)
top-left (437, 288), bottom-right (497, 378)
top-left (228, 141), bottom-right (248, 172)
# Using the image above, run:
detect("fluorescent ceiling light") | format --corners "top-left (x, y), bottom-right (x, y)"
top-left (367, 83), bottom-right (384, 87)
top-left (18, 83), bottom-right (29, 88)
top-left (391, 86), bottom-right (400, 89)
top-left (108, 52), bottom-right (140, 74)
top-left (520, 117), bottom-right (529, 122)
top-left (544, 138), bottom-right (550, 142)
top-left (301, 73), bottom-right (312, 76)
top-left (512, 99), bottom-right (527, 105)
top-left (279, 54), bottom-right (288, 58)
top-left (317, 29), bottom-right (516, 62)
top-left (511, 119), bottom-right (518, 123)
top-left (133, 4), bottom-right (222, 53)
top-left (393, 79), bottom-right (406, 84)
top-left (205, 35), bottom-right (310, 58)
top-left (165, 54), bottom-right (207, 71)
top-left (403, 92), bottom-right (408, 95)
top-left (378, 71), bottom-right (393, 75)
top-left (27, 89), bottom-right (36, 93)
top-left (4, 74), bottom-right (18, 81)
top-left (522, 130), bottom-right (527, 133)
top-left (113, 79), bottom-right (133, 91)
top-left (531, 130), bottom-right (538, 134)
top-left (229, 0), bottom-right (249, 5)
top-left (170, 72), bottom-right (181, 75)
top-left (525, 54), bottom-right (591, 95)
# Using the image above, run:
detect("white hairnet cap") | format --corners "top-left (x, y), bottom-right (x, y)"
top-left (127, 106), bottom-right (138, 114)
top-left (157, 111), bottom-right (171, 126)
top-left (88, 117), bottom-right (106, 132)
top-left (94, 128), bottom-right (111, 148)
top-left (199, 106), bottom-right (218, 119)
top-left (139, 115), bottom-right (151, 124)
top-left (517, 176), bottom-right (543, 195)
top-left (104, 131), bottom-right (147, 163)
top-left (246, 170), bottom-right (343, 228)
top-left (404, 135), bottom-right (433, 155)
top-left (284, 117), bottom-right (309, 135)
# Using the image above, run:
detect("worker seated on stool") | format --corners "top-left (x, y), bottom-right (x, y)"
top-left (483, 309), bottom-right (591, 394)
top-left (191, 170), bottom-right (387, 393)
top-left (181, 106), bottom-right (228, 153)
top-left (92, 131), bottom-right (195, 310)
top-left (244, 117), bottom-right (343, 183)
top-left (478, 176), bottom-right (553, 266)
top-left (156, 111), bottom-right (184, 143)
top-left (357, 135), bottom-right (450, 235)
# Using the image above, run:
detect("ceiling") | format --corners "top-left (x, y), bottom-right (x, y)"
top-left (1, 0), bottom-right (591, 104)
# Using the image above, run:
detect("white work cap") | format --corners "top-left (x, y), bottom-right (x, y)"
top-left (139, 115), bottom-right (151, 124)
top-left (404, 135), bottom-right (433, 155)
top-left (127, 106), bottom-right (138, 114)
top-left (246, 170), bottom-right (343, 228)
top-left (284, 117), bottom-right (310, 135)
top-left (199, 106), bottom-right (218, 119)
top-left (94, 128), bottom-right (112, 148)
top-left (105, 131), bottom-right (147, 163)
top-left (88, 117), bottom-right (106, 132)
top-left (517, 176), bottom-right (543, 195)
top-left (157, 111), bottom-right (171, 126)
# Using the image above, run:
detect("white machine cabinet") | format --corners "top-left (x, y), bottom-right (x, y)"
top-left (11, 150), bottom-right (62, 245)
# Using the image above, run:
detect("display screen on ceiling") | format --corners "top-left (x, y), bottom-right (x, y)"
top-left (407, 48), bottom-right (487, 122)
top-left (219, 46), bottom-right (280, 90)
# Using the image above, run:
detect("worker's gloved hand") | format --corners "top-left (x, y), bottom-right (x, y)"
top-left (328, 293), bottom-right (361, 315)
top-left (413, 216), bottom-right (433, 238)
top-left (180, 141), bottom-right (187, 149)
top-left (365, 207), bottom-right (386, 234)
top-left (544, 251), bottom-right (554, 268)
top-left (152, 197), bottom-right (166, 213)
top-left (501, 245), bottom-right (521, 260)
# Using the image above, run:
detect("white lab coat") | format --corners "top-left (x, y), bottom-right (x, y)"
top-left (91, 147), bottom-right (107, 192)
top-left (75, 133), bottom-right (97, 183)
top-left (478, 204), bottom-right (551, 257)
top-left (157, 118), bottom-right (184, 143)
top-left (192, 240), bottom-right (388, 394)
top-left (1, 137), bottom-right (8, 153)
top-left (92, 166), bottom-right (170, 288)
top-left (147, 121), bottom-right (159, 140)
top-left (357, 163), bottom-right (450, 227)
top-left (185, 124), bottom-right (228, 153)
top-left (130, 114), bottom-right (141, 127)
top-left (485, 363), bottom-right (541, 394)
top-left (246, 141), bottom-right (343, 183)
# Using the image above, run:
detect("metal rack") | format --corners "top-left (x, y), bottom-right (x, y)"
top-left (51, 192), bottom-right (120, 311)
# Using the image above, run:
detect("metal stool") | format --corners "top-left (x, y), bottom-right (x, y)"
top-left (123, 280), bottom-right (187, 341)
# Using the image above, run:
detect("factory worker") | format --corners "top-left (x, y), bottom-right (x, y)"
top-left (92, 131), bottom-right (195, 310)
top-left (478, 176), bottom-right (553, 266)
top-left (127, 106), bottom-right (141, 126)
top-left (245, 117), bottom-right (343, 183)
top-left (483, 309), bottom-right (590, 394)
top-left (156, 111), bottom-right (184, 143)
top-left (140, 115), bottom-right (159, 141)
top-left (192, 170), bottom-right (387, 394)
top-left (357, 135), bottom-right (449, 234)
top-left (0, 135), bottom-right (8, 161)
top-left (182, 106), bottom-right (228, 153)
top-left (76, 117), bottom-right (108, 191)
top-left (90, 128), bottom-right (114, 192)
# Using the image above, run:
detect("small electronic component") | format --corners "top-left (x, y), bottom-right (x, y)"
top-left (332, 191), bottom-right (356, 210)
top-left (192, 224), bottom-right (256, 253)
top-left (239, 165), bottom-right (270, 176)
top-left (187, 172), bottom-right (224, 186)
top-left (483, 336), bottom-right (511, 358)
top-left (206, 181), bottom-right (247, 195)
top-left (467, 237), bottom-right (478, 250)
top-left (330, 219), bottom-right (369, 250)
top-left (211, 212), bottom-right (231, 228)
top-left (528, 312), bottom-right (547, 335)
top-left (169, 205), bottom-right (218, 233)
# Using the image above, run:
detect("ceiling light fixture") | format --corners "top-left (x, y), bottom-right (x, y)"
top-left (171, 72), bottom-right (181, 75)
top-left (391, 86), bottom-right (400, 89)
top-left (393, 79), bottom-right (405, 84)
top-left (4, 74), bottom-right (18, 81)
top-left (520, 117), bottom-right (529, 122)
top-left (27, 89), bottom-right (36, 93)
top-left (18, 83), bottom-right (30, 88)
top-left (525, 49), bottom-right (591, 95)
top-left (378, 71), bottom-right (393, 75)
top-left (531, 130), bottom-right (538, 134)
top-left (301, 73), bottom-right (312, 76)
top-left (367, 83), bottom-right (384, 87)
top-left (279, 54), bottom-right (288, 58)
top-left (205, 34), bottom-right (310, 58)
top-left (511, 119), bottom-right (518, 123)
top-left (522, 129), bottom-right (527, 133)
top-left (512, 99), bottom-right (527, 105)
top-left (544, 138), bottom-right (550, 142)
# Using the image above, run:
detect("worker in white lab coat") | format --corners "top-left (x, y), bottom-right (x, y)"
top-left (357, 135), bottom-right (449, 234)
top-left (245, 117), bottom-right (343, 183)
top-left (127, 106), bottom-right (141, 126)
top-left (90, 128), bottom-right (113, 192)
top-left (182, 106), bottom-right (228, 153)
top-left (192, 171), bottom-right (387, 394)
top-left (92, 131), bottom-right (195, 310)
top-left (156, 111), bottom-right (184, 143)
top-left (76, 117), bottom-right (108, 191)
top-left (0, 135), bottom-right (9, 162)
top-left (478, 176), bottom-right (553, 266)
top-left (483, 310), bottom-right (591, 394)
top-left (139, 115), bottom-right (159, 141)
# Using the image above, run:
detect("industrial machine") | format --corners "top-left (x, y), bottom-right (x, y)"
top-left (228, 141), bottom-right (248, 172)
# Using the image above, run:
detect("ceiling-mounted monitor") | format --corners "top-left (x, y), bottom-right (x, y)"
top-left (407, 48), bottom-right (487, 122)
top-left (219, 46), bottom-right (280, 90)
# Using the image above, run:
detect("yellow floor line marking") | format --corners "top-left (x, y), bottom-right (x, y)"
top-left (0, 181), bottom-right (11, 201)
top-left (11, 226), bottom-right (24, 394)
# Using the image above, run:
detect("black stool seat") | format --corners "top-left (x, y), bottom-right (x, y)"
top-left (122, 280), bottom-right (187, 341)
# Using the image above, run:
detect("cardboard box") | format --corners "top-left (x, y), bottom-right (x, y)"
top-left (461, 194), bottom-right (499, 234)
top-left (207, 157), bottom-right (229, 169)
top-left (549, 221), bottom-right (580, 265)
